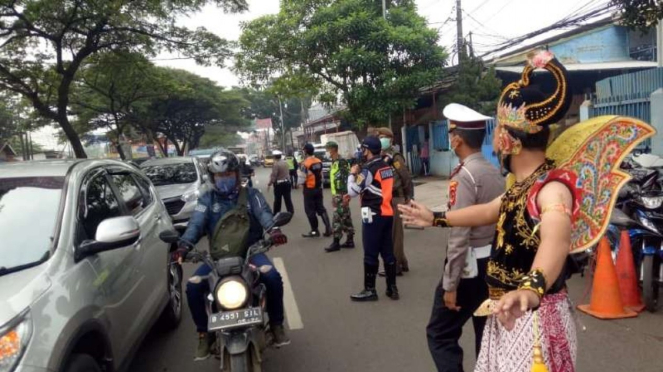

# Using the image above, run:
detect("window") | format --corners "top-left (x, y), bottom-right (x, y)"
top-left (133, 174), bottom-right (154, 206)
top-left (110, 174), bottom-right (145, 216)
top-left (81, 175), bottom-right (121, 240)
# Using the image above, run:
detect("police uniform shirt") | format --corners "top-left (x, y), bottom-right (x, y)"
top-left (383, 148), bottom-right (414, 200)
top-left (442, 153), bottom-right (505, 292)
top-left (269, 159), bottom-right (290, 185)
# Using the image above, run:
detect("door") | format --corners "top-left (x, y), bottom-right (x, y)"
top-left (77, 169), bottom-right (141, 363)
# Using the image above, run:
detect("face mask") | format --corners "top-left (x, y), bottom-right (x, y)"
top-left (215, 176), bottom-right (237, 196)
top-left (380, 138), bottom-right (391, 150)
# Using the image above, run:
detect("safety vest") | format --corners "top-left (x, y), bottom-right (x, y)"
top-left (285, 157), bottom-right (295, 170)
top-left (302, 156), bottom-right (322, 189)
top-left (361, 158), bottom-right (394, 216)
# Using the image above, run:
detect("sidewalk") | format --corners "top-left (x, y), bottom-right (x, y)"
top-left (413, 177), bottom-right (449, 212)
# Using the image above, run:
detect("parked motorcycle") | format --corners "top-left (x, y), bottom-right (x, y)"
top-left (159, 211), bottom-right (293, 372)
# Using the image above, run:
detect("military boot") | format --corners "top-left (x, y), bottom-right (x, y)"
top-left (385, 262), bottom-right (400, 300)
top-left (325, 238), bottom-right (341, 252)
top-left (340, 234), bottom-right (355, 248)
top-left (321, 213), bottom-right (333, 237)
top-left (351, 264), bottom-right (379, 302)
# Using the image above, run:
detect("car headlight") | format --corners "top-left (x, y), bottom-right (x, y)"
top-left (181, 189), bottom-right (200, 203)
top-left (640, 196), bottom-right (663, 209)
top-left (0, 310), bottom-right (32, 372)
top-left (215, 278), bottom-right (248, 310)
top-left (638, 214), bottom-right (660, 233)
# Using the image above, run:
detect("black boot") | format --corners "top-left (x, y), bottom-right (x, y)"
top-left (385, 262), bottom-right (400, 300)
top-left (302, 230), bottom-right (320, 238)
top-left (340, 234), bottom-right (355, 248)
top-left (351, 264), bottom-right (379, 302)
top-left (325, 238), bottom-right (341, 252)
top-left (321, 213), bottom-right (333, 237)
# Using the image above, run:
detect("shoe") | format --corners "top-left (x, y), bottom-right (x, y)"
top-left (385, 262), bottom-right (400, 301)
top-left (325, 238), bottom-right (341, 252)
top-left (271, 324), bottom-right (291, 348)
top-left (401, 262), bottom-right (410, 272)
top-left (340, 235), bottom-right (355, 248)
top-left (194, 333), bottom-right (213, 361)
top-left (321, 213), bottom-right (332, 237)
top-left (378, 270), bottom-right (403, 277)
top-left (351, 264), bottom-right (379, 302)
top-left (302, 230), bottom-right (320, 238)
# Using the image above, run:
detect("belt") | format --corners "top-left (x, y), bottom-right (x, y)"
top-left (276, 179), bottom-right (290, 184)
top-left (472, 244), bottom-right (491, 259)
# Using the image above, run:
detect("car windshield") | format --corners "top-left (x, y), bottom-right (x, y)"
top-left (0, 177), bottom-right (64, 276)
top-left (142, 163), bottom-right (197, 186)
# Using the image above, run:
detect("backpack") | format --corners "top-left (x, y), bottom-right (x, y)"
top-left (210, 187), bottom-right (251, 260)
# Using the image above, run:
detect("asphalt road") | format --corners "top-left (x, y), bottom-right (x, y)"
top-left (129, 167), bottom-right (663, 372)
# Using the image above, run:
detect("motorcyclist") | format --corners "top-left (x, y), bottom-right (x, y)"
top-left (173, 149), bottom-right (290, 361)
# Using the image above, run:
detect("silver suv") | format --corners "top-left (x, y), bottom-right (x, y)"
top-left (140, 157), bottom-right (210, 229)
top-left (0, 160), bottom-right (182, 372)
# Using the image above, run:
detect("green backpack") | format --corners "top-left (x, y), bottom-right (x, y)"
top-left (210, 187), bottom-right (251, 260)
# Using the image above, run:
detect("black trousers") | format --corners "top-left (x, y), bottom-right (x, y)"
top-left (273, 181), bottom-right (294, 214)
top-left (289, 170), bottom-right (298, 187)
top-left (426, 257), bottom-right (489, 372)
top-left (303, 188), bottom-right (326, 230)
top-left (362, 215), bottom-right (395, 266)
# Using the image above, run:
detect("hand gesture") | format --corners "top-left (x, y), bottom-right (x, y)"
top-left (398, 200), bottom-right (434, 228)
top-left (444, 290), bottom-right (461, 311)
top-left (492, 289), bottom-right (540, 331)
top-left (342, 194), bottom-right (351, 207)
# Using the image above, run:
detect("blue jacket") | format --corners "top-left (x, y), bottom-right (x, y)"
top-left (181, 187), bottom-right (273, 247)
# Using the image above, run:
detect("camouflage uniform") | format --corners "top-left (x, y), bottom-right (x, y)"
top-left (331, 157), bottom-right (354, 239)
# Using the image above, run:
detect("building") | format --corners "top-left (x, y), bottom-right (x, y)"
top-left (0, 142), bottom-right (17, 162)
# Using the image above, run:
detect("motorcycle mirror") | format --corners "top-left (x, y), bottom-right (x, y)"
top-left (271, 212), bottom-right (293, 227)
top-left (159, 230), bottom-right (180, 244)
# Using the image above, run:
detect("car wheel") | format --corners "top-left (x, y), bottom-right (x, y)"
top-left (159, 262), bottom-right (183, 329)
top-left (64, 354), bottom-right (102, 372)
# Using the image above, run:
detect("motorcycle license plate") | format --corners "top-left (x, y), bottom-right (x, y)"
top-left (208, 307), bottom-right (263, 331)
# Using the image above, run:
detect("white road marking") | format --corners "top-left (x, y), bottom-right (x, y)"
top-left (273, 257), bottom-right (304, 330)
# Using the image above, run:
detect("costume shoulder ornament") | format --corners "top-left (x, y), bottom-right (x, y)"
top-left (546, 115), bottom-right (655, 254)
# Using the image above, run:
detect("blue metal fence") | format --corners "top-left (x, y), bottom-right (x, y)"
top-left (432, 120), bottom-right (449, 151)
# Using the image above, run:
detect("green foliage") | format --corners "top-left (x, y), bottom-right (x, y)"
top-left (0, 0), bottom-right (247, 158)
top-left (199, 128), bottom-right (243, 148)
top-left (236, 0), bottom-right (447, 127)
top-left (612, 0), bottom-right (663, 32)
top-left (235, 87), bottom-right (312, 132)
top-left (438, 56), bottom-right (502, 116)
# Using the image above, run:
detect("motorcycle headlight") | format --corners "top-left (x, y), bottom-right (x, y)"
top-left (640, 196), bottom-right (663, 209)
top-left (181, 189), bottom-right (200, 203)
top-left (215, 278), bottom-right (248, 310)
top-left (0, 310), bottom-right (32, 372)
top-left (638, 214), bottom-right (660, 234)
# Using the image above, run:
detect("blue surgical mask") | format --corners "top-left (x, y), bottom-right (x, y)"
top-left (215, 176), bottom-right (237, 196)
top-left (380, 138), bottom-right (391, 150)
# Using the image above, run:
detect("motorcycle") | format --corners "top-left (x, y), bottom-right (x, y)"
top-left (159, 211), bottom-right (293, 371)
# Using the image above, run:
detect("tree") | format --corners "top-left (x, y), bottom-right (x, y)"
top-left (612, 0), bottom-right (663, 32)
top-left (437, 55), bottom-right (502, 116)
top-left (235, 0), bottom-right (447, 127)
top-left (140, 68), bottom-right (251, 156)
top-left (72, 51), bottom-right (162, 159)
top-left (0, 0), bottom-right (248, 158)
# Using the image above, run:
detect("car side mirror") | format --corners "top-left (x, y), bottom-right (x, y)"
top-left (76, 216), bottom-right (140, 260)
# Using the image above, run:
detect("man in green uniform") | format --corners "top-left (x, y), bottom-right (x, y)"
top-left (376, 127), bottom-right (414, 276)
top-left (324, 141), bottom-right (355, 252)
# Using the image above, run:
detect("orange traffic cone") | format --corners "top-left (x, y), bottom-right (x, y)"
top-left (616, 230), bottom-right (646, 312)
top-left (578, 237), bottom-right (638, 319)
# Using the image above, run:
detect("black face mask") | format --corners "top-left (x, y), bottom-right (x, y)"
top-left (498, 152), bottom-right (513, 176)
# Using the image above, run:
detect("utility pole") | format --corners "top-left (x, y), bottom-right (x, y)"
top-left (278, 97), bottom-right (286, 153)
top-left (383, 0), bottom-right (393, 131)
top-left (456, 0), bottom-right (464, 65)
top-left (657, 19), bottom-right (662, 68)
top-left (468, 31), bottom-right (474, 58)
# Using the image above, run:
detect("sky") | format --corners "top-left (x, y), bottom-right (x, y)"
top-left (154, 0), bottom-right (612, 87)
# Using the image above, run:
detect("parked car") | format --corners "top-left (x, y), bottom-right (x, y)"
top-left (263, 155), bottom-right (275, 167)
top-left (140, 157), bottom-right (211, 229)
top-left (0, 159), bottom-right (182, 372)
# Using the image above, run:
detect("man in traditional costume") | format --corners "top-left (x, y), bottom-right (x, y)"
top-left (399, 50), bottom-right (654, 372)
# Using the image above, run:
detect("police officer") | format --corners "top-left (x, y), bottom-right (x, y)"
top-left (376, 127), bottom-right (414, 276)
top-left (426, 104), bottom-right (504, 372)
top-left (268, 150), bottom-right (294, 214)
top-left (348, 136), bottom-right (399, 301)
top-left (285, 151), bottom-right (299, 189)
top-left (300, 143), bottom-right (332, 238)
top-left (324, 141), bottom-right (355, 252)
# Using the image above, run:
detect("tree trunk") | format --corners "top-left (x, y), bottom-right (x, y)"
top-left (159, 137), bottom-right (169, 157)
top-left (116, 143), bottom-right (126, 160)
top-left (58, 114), bottom-right (87, 158)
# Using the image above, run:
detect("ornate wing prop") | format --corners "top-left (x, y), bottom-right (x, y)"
top-left (546, 115), bottom-right (656, 254)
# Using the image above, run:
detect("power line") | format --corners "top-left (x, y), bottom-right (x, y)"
top-left (467, 0), bottom-right (492, 14)
top-left (461, 8), bottom-right (506, 39)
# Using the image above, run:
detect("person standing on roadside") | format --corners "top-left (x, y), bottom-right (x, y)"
top-left (268, 150), bottom-right (294, 214)
top-left (286, 152), bottom-right (299, 189)
top-left (347, 136), bottom-right (399, 301)
top-left (300, 143), bottom-right (332, 238)
top-left (324, 141), bottom-right (355, 252)
top-left (376, 127), bottom-right (414, 276)
top-left (426, 104), bottom-right (504, 372)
